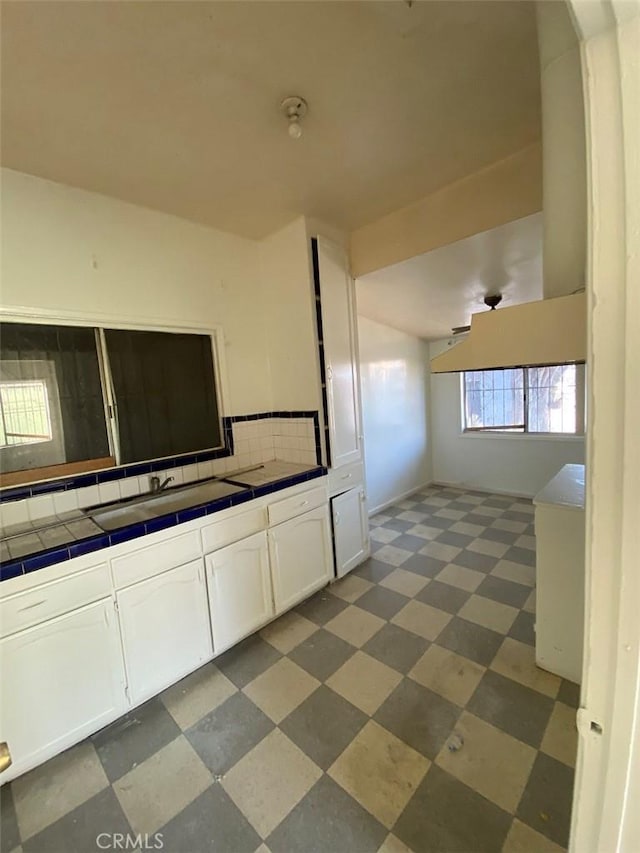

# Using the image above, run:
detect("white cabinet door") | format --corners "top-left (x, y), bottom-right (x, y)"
top-left (117, 559), bottom-right (212, 707)
top-left (332, 487), bottom-right (370, 578)
top-left (205, 531), bottom-right (273, 654)
top-left (268, 504), bottom-right (333, 613)
top-left (0, 598), bottom-right (127, 782)
top-left (316, 236), bottom-right (362, 468)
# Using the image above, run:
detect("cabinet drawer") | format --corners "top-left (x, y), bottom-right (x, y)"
top-left (328, 461), bottom-right (364, 496)
top-left (0, 563), bottom-right (111, 638)
top-left (202, 506), bottom-right (266, 554)
top-left (268, 485), bottom-right (327, 527)
top-left (111, 530), bottom-right (201, 589)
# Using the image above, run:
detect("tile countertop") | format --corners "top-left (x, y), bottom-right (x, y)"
top-left (0, 461), bottom-right (326, 582)
top-left (533, 463), bottom-right (585, 511)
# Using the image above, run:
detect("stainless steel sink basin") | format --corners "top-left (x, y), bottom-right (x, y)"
top-left (88, 479), bottom-right (247, 532)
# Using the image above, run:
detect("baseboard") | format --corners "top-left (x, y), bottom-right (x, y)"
top-left (368, 481), bottom-right (434, 517)
top-left (430, 480), bottom-right (534, 500)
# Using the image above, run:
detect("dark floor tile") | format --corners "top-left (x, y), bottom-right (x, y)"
top-left (362, 623), bottom-right (429, 674)
top-left (391, 533), bottom-right (431, 552)
top-left (482, 497), bottom-right (512, 508)
top-left (216, 633), bottom-right (282, 687)
top-left (465, 512), bottom-right (501, 527)
top-left (516, 752), bottom-right (575, 847)
top-left (446, 500), bottom-right (475, 512)
top-left (402, 554), bottom-right (448, 579)
top-left (22, 788), bottom-right (131, 853)
top-left (374, 679), bottom-right (460, 760)
top-left (416, 515), bottom-right (453, 530)
top-left (479, 526), bottom-right (520, 546)
top-left (289, 628), bottom-right (355, 681)
top-left (380, 518), bottom-right (415, 533)
top-left (185, 692), bottom-right (274, 775)
top-left (268, 775), bottom-right (387, 853)
top-left (295, 589), bottom-right (348, 626)
top-left (525, 523), bottom-right (536, 537)
top-left (503, 546), bottom-right (536, 567)
top-left (435, 530), bottom-right (474, 549)
top-left (476, 575), bottom-right (531, 609)
top-left (558, 679), bottom-right (581, 709)
top-left (354, 557), bottom-right (396, 583)
top-left (280, 685), bottom-right (368, 770)
top-left (394, 764), bottom-right (511, 853)
top-left (502, 510), bottom-right (534, 523)
top-left (0, 783), bottom-right (20, 853)
top-left (436, 617), bottom-right (504, 667)
top-left (92, 696), bottom-right (180, 782)
top-left (438, 490), bottom-right (464, 500)
top-left (468, 670), bottom-right (554, 748)
top-left (158, 784), bottom-right (260, 853)
top-left (416, 580), bottom-right (470, 614)
top-left (355, 585), bottom-right (408, 620)
top-left (509, 611), bottom-right (536, 646)
top-left (369, 540), bottom-right (384, 553)
top-left (451, 549), bottom-right (498, 573)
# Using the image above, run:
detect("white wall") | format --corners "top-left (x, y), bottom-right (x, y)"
top-left (429, 338), bottom-right (586, 497)
top-left (0, 168), bottom-right (271, 416)
top-left (357, 316), bottom-right (431, 513)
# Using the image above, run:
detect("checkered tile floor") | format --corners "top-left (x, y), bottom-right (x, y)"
top-left (0, 485), bottom-right (579, 853)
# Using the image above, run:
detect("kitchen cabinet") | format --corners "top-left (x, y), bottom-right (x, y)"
top-left (0, 597), bottom-right (126, 781)
top-left (116, 558), bottom-right (212, 707)
top-left (332, 486), bottom-right (369, 578)
top-left (268, 504), bottom-right (333, 612)
top-left (205, 530), bottom-right (273, 654)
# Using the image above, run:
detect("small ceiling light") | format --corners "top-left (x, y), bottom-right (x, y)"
top-left (281, 96), bottom-right (307, 140)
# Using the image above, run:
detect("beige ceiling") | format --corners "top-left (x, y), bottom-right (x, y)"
top-left (355, 212), bottom-right (543, 340)
top-left (1, 1), bottom-right (541, 240)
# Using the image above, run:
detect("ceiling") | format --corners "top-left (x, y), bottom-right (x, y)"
top-left (355, 213), bottom-right (543, 341)
top-left (1, 1), bottom-right (541, 239)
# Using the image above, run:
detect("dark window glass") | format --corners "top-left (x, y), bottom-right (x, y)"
top-left (104, 329), bottom-right (221, 464)
top-left (0, 323), bottom-right (110, 472)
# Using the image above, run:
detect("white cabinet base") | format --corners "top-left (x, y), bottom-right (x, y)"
top-left (332, 486), bottom-right (369, 577)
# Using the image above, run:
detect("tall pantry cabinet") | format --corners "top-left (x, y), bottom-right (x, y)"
top-left (311, 236), bottom-right (370, 577)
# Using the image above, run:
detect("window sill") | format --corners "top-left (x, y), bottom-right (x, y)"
top-left (460, 431), bottom-right (585, 443)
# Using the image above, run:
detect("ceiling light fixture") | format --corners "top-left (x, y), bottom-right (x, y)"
top-left (281, 96), bottom-right (307, 140)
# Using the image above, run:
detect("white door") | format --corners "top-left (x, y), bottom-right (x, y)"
top-left (316, 236), bottom-right (362, 468)
top-left (333, 487), bottom-right (370, 578)
top-left (0, 598), bottom-right (127, 781)
top-left (205, 531), bottom-right (273, 654)
top-left (268, 505), bottom-right (333, 613)
top-left (117, 559), bottom-right (212, 707)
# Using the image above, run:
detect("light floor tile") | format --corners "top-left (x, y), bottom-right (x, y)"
top-left (243, 658), bottom-right (319, 723)
top-left (492, 518), bottom-right (528, 533)
top-left (433, 508), bottom-right (466, 520)
top-left (491, 638), bottom-right (561, 698)
top-left (450, 521), bottom-right (486, 538)
top-left (259, 611), bottom-right (318, 654)
top-left (114, 736), bottom-right (211, 835)
top-left (458, 594), bottom-right (519, 635)
top-left (379, 568), bottom-right (429, 598)
top-left (326, 651), bottom-right (402, 715)
top-left (370, 527), bottom-right (401, 544)
top-left (370, 514), bottom-right (392, 526)
top-left (491, 559), bottom-right (536, 588)
top-left (405, 524), bottom-right (442, 541)
top-left (515, 534), bottom-right (536, 551)
top-left (162, 665), bottom-right (237, 730)
top-left (325, 605), bottom-right (386, 648)
top-left (12, 741), bottom-right (108, 840)
top-left (373, 545), bottom-right (413, 567)
top-left (391, 599), bottom-right (452, 641)
top-left (409, 645), bottom-right (485, 707)
top-left (503, 818), bottom-right (565, 853)
top-left (541, 702), bottom-right (578, 768)
top-left (523, 589), bottom-right (536, 613)
top-left (468, 538), bottom-right (510, 558)
top-left (435, 711), bottom-right (536, 813)
top-left (330, 574), bottom-right (374, 603)
top-left (396, 510), bottom-right (428, 523)
top-left (329, 720), bottom-right (429, 829)
top-left (437, 562), bottom-right (485, 592)
top-left (222, 729), bottom-right (322, 839)
top-left (377, 833), bottom-right (414, 853)
top-left (419, 541), bottom-right (462, 563)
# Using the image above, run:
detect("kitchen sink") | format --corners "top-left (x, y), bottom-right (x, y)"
top-left (88, 479), bottom-right (247, 531)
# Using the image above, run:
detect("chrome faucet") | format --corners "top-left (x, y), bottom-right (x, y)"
top-left (150, 475), bottom-right (174, 494)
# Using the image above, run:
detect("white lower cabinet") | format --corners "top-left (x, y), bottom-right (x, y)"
top-left (268, 504), bottom-right (333, 613)
top-left (205, 530), bottom-right (273, 654)
top-left (332, 486), bottom-right (369, 577)
top-left (0, 598), bottom-right (127, 781)
top-left (116, 559), bottom-right (212, 707)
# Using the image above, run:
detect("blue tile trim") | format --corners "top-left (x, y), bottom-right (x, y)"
top-left (0, 410), bottom-right (321, 503)
top-left (0, 465), bottom-right (328, 582)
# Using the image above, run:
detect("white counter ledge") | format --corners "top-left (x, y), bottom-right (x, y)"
top-left (534, 463), bottom-right (585, 510)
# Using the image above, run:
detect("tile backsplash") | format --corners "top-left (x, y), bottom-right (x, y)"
top-left (0, 411), bottom-right (321, 534)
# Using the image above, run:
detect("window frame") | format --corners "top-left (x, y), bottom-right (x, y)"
top-left (0, 308), bottom-right (230, 484)
top-left (460, 364), bottom-right (586, 437)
